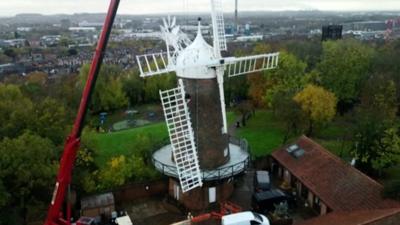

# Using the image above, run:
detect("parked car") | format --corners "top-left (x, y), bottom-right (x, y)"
top-left (252, 189), bottom-right (290, 213)
top-left (254, 171), bottom-right (271, 192)
top-left (221, 211), bottom-right (270, 225)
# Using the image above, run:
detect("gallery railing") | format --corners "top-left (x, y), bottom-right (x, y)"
top-left (152, 136), bottom-right (250, 181)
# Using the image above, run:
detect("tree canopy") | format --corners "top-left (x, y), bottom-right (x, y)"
top-left (79, 64), bottom-right (128, 113)
top-left (317, 40), bottom-right (374, 109)
top-left (0, 132), bottom-right (57, 223)
top-left (293, 84), bottom-right (337, 136)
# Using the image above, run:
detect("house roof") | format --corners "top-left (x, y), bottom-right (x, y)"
top-left (295, 208), bottom-right (400, 225)
top-left (271, 136), bottom-right (400, 212)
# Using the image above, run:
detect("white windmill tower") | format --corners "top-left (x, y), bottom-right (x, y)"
top-left (137, 0), bottom-right (279, 209)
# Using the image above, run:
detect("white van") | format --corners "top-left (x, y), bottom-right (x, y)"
top-left (221, 211), bottom-right (270, 225)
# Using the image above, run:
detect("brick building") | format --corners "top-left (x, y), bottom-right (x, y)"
top-left (270, 136), bottom-right (400, 217)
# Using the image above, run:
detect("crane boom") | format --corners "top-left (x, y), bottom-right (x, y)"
top-left (44, 1), bottom-right (120, 224)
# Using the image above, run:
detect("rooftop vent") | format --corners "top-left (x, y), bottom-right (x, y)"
top-left (293, 148), bottom-right (305, 158)
top-left (286, 144), bottom-right (305, 159)
top-left (286, 144), bottom-right (299, 153)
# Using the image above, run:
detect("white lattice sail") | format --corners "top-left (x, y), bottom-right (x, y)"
top-left (211, 0), bottom-right (227, 54)
top-left (225, 53), bottom-right (280, 77)
top-left (160, 79), bottom-right (203, 192)
top-left (136, 52), bottom-right (175, 77)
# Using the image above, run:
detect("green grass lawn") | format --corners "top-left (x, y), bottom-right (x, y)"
top-left (86, 108), bottom-right (352, 166)
top-left (227, 111), bottom-right (237, 125)
top-left (236, 110), bottom-right (286, 157)
top-left (235, 110), bottom-right (352, 158)
top-left (84, 122), bottom-right (168, 166)
top-left (87, 110), bottom-right (236, 167)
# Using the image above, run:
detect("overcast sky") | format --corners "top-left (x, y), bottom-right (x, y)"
top-left (0, 0), bottom-right (400, 17)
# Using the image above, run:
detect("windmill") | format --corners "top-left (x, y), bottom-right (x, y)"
top-left (137, 0), bottom-right (279, 209)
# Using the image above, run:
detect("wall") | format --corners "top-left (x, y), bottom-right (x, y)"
top-left (169, 178), bottom-right (235, 211)
top-left (113, 179), bottom-right (168, 203)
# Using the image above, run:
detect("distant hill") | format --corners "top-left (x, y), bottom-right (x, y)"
top-left (1, 11), bottom-right (400, 25)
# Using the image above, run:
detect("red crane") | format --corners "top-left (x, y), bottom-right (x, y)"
top-left (44, 1), bottom-right (120, 224)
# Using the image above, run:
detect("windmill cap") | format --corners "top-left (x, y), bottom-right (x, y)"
top-left (175, 19), bottom-right (217, 79)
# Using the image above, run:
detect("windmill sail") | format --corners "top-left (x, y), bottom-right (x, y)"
top-left (160, 79), bottom-right (203, 193)
top-left (211, 0), bottom-right (227, 55)
top-left (136, 52), bottom-right (175, 77)
top-left (225, 53), bottom-right (280, 77)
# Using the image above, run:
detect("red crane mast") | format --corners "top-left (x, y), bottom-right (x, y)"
top-left (44, 1), bottom-right (120, 224)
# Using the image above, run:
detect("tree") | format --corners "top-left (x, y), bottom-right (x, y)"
top-left (317, 40), bottom-right (374, 112)
top-left (225, 74), bottom-right (249, 107)
top-left (373, 127), bottom-right (400, 172)
top-left (235, 100), bottom-right (254, 127)
top-left (0, 132), bottom-right (57, 224)
top-left (247, 73), bottom-right (268, 107)
top-left (143, 73), bottom-right (176, 103)
top-left (74, 136), bottom-right (99, 194)
top-left (20, 72), bottom-right (49, 102)
top-left (30, 98), bottom-right (67, 145)
top-left (284, 39), bottom-right (322, 71)
top-left (351, 76), bottom-right (399, 174)
top-left (373, 40), bottom-right (400, 108)
top-left (270, 90), bottom-right (303, 143)
top-left (373, 39), bottom-right (400, 77)
top-left (264, 52), bottom-right (307, 107)
top-left (122, 71), bottom-right (144, 106)
top-left (359, 75), bottom-right (397, 121)
top-left (293, 85), bottom-right (337, 136)
top-left (79, 64), bottom-right (128, 112)
top-left (352, 124), bottom-right (400, 175)
top-left (0, 84), bottom-right (33, 139)
top-left (97, 155), bottom-right (133, 190)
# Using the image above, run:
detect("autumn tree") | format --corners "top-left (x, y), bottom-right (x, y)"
top-left (293, 84), bottom-right (337, 136)
top-left (95, 154), bottom-right (158, 191)
top-left (317, 40), bottom-right (374, 113)
top-left (248, 42), bottom-right (273, 106)
top-left (97, 155), bottom-right (133, 190)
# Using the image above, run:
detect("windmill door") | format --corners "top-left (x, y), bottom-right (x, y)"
top-left (209, 187), bottom-right (216, 203)
top-left (174, 183), bottom-right (180, 200)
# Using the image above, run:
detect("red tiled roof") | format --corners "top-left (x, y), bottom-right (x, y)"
top-left (295, 208), bottom-right (400, 225)
top-left (271, 136), bottom-right (400, 212)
